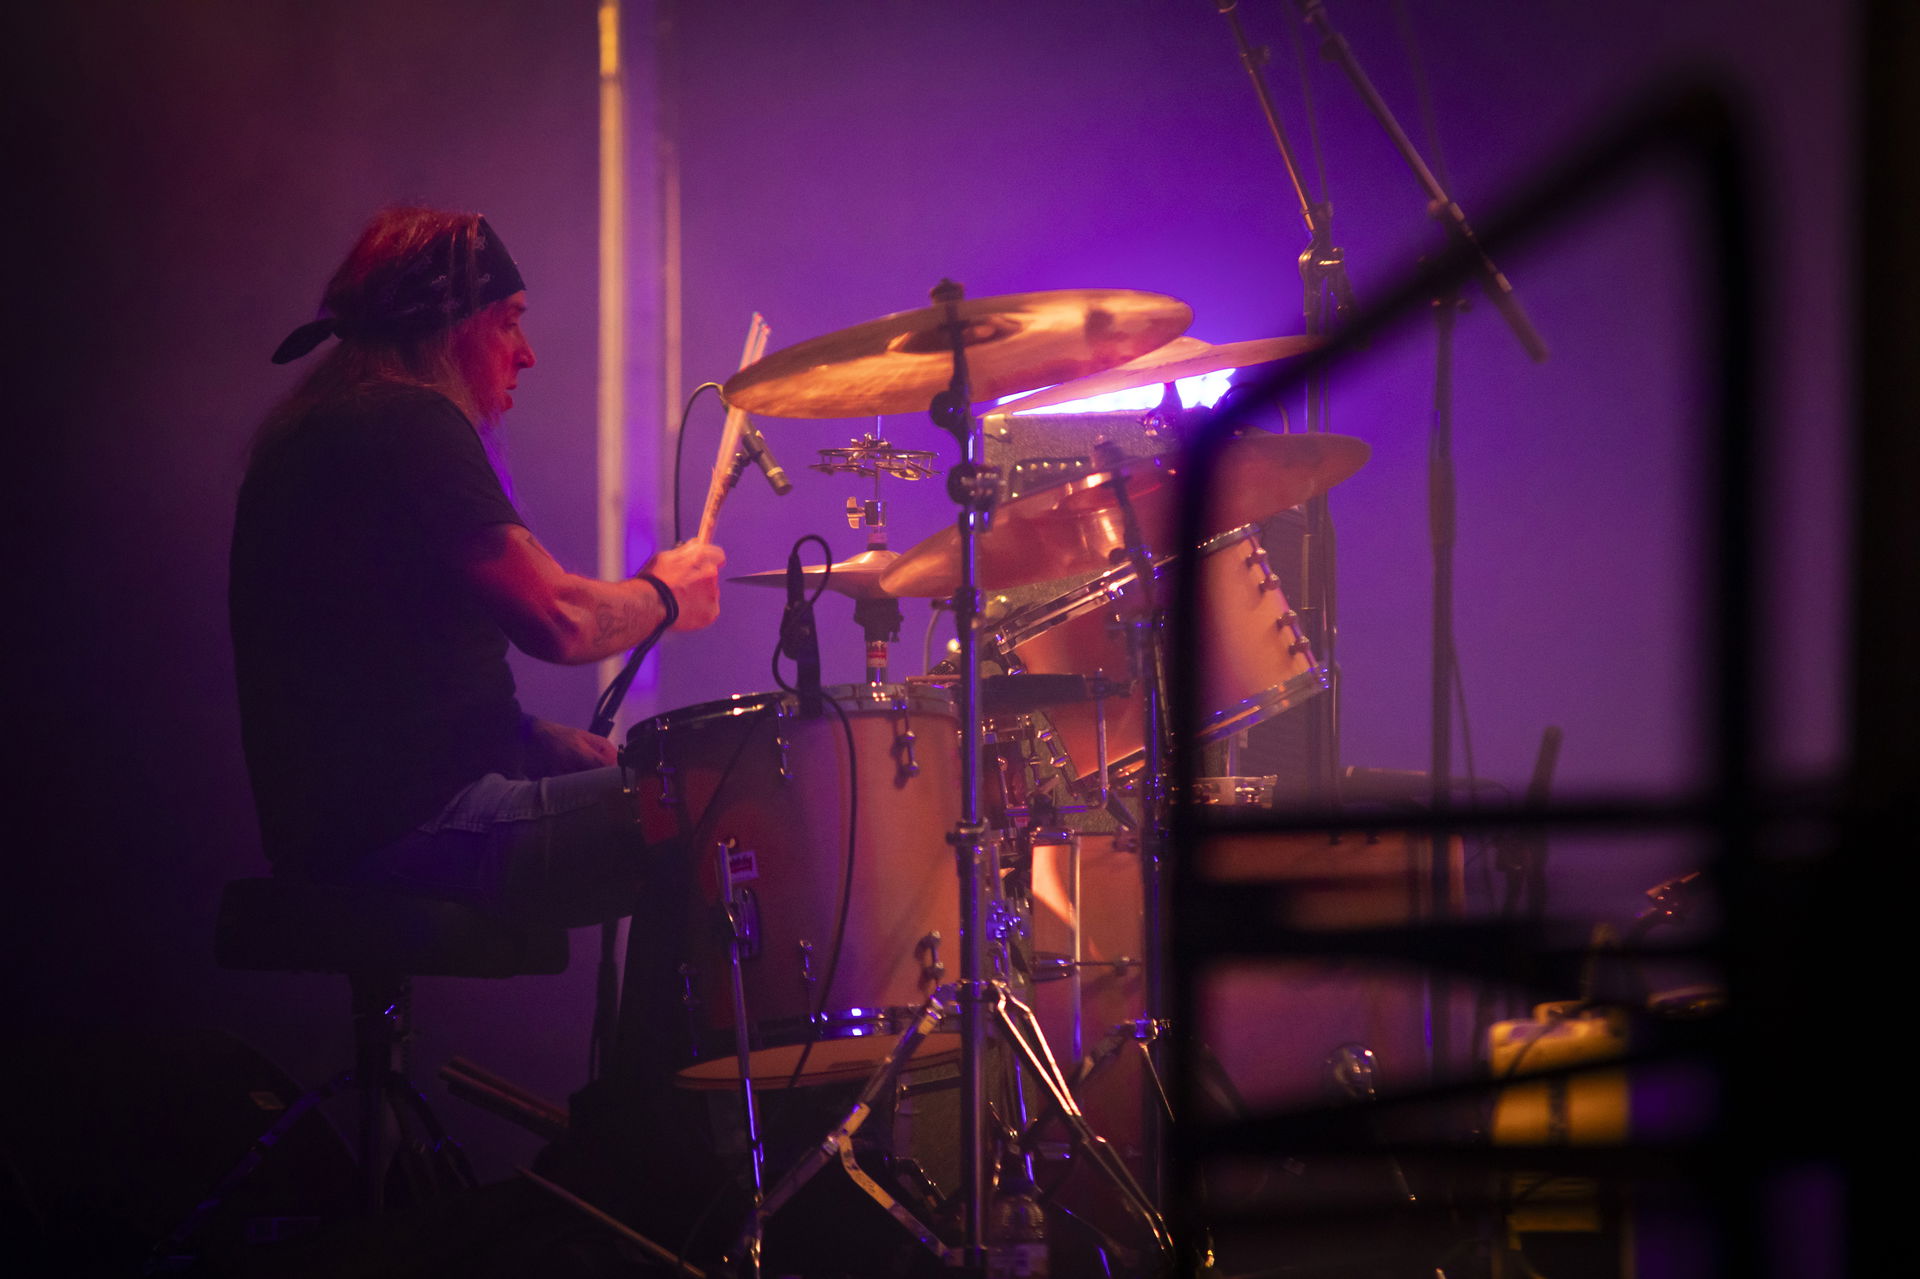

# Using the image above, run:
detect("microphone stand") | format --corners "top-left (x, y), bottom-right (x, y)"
top-left (1215, 0), bottom-right (1354, 805)
top-left (1292, 0), bottom-right (1548, 1092)
top-left (1295, 0), bottom-right (1549, 364)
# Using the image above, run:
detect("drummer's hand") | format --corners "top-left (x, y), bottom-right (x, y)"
top-left (522, 715), bottom-right (618, 776)
top-left (643, 540), bottom-right (726, 631)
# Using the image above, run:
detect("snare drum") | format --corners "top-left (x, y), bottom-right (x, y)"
top-left (622, 683), bottom-right (960, 1087)
top-left (988, 524), bottom-right (1325, 787)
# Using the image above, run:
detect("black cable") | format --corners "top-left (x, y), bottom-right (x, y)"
top-left (768, 534), bottom-right (834, 696)
top-left (588, 585), bottom-right (677, 739)
top-left (587, 376), bottom-right (714, 744)
top-left (758, 534), bottom-right (854, 1089)
top-left (671, 381), bottom-right (726, 544)
top-left (583, 579), bottom-right (680, 1078)
top-left (782, 689), bottom-right (861, 1091)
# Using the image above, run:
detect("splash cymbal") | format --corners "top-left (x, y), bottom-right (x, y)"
top-left (729, 548), bottom-right (901, 600)
top-left (877, 433), bottom-right (1370, 597)
top-left (722, 288), bottom-right (1193, 419)
top-left (993, 333), bottom-right (1323, 415)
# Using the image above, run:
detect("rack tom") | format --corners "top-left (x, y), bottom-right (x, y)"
top-left (987, 524), bottom-right (1325, 790)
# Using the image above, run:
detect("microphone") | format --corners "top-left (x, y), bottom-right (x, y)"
top-left (735, 416), bottom-right (793, 496)
top-left (780, 544), bottom-right (822, 717)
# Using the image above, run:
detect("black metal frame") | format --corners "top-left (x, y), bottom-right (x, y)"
top-left (1165, 82), bottom-right (1785, 1276)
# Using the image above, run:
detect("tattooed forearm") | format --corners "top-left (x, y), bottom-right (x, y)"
top-left (593, 596), bottom-right (637, 643)
top-left (588, 580), bottom-right (662, 650)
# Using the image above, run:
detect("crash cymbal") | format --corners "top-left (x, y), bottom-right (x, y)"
top-left (877, 433), bottom-right (1370, 597)
top-left (722, 288), bottom-right (1193, 419)
top-left (729, 548), bottom-right (901, 600)
top-left (993, 333), bottom-right (1323, 415)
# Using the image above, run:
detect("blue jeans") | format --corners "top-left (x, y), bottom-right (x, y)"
top-left (343, 768), bottom-right (644, 927)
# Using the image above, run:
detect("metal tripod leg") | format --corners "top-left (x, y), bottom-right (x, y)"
top-left (730, 981), bottom-right (1172, 1271)
top-left (146, 1069), bottom-right (352, 1270)
top-left (988, 985), bottom-right (1171, 1257)
top-left (730, 991), bottom-right (962, 1270)
top-left (145, 1061), bottom-right (474, 1273)
top-left (1020, 1016), bottom-right (1169, 1151)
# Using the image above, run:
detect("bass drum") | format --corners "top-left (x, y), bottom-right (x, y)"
top-left (622, 684), bottom-right (961, 1088)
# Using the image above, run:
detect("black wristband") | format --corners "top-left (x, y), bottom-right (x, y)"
top-left (636, 571), bottom-right (680, 630)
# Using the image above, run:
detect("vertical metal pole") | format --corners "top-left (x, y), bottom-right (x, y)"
top-left (958, 430), bottom-right (988, 1272)
top-left (1426, 295), bottom-right (1458, 1086)
top-left (596, 0), bottom-right (629, 653)
top-left (588, 0), bottom-right (631, 1085)
top-left (926, 280), bottom-right (992, 1274)
top-left (716, 839), bottom-right (766, 1279)
top-left (654, 1), bottom-right (684, 547)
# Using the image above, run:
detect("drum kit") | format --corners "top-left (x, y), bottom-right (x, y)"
top-left (615, 283), bottom-right (1371, 1277)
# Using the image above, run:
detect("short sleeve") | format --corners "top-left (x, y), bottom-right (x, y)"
top-left (354, 388), bottom-right (524, 561)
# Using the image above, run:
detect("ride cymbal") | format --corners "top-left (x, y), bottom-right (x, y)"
top-left (877, 433), bottom-right (1370, 597)
top-left (722, 288), bottom-right (1193, 419)
top-left (993, 333), bottom-right (1323, 415)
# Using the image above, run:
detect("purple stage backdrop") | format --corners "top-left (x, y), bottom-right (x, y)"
top-left (10, 0), bottom-right (1852, 1267)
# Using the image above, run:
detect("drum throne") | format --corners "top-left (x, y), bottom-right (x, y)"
top-left (151, 877), bottom-right (568, 1262)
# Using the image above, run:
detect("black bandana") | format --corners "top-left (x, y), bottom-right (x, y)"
top-left (271, 216), bottom-right (526, 364)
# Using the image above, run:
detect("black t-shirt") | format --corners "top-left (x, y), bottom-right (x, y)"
top-left (229, 383), bottom-right (527, 877)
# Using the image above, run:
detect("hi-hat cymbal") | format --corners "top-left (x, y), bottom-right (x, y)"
top-left (722, 288), bottom-right (1193, 419)
top-left (877, 433), bottom-right (1370, 597)
top-left (729, 548), bottom-right (901, 600)
top-left (993, 333), bottom-right (1323, 415)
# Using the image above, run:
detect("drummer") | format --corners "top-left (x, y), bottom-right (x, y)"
top-left (230, 206), bottom-right (725, 925)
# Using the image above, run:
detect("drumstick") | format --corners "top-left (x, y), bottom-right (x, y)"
top-left (694, 312), bottom-right (771, 546)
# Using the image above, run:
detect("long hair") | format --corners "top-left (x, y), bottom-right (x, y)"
top-left (253, 207), bottom-right (488, 458)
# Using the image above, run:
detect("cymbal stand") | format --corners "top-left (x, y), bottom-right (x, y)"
top-left (922, 276), bottom-right (998, 1271)
top-left (812, 434), bottom-right (939, 683)
top-left (919, 278), bottom-right (1171, 1271)
top-left (1292, 0), bottom-right (1547, 1089)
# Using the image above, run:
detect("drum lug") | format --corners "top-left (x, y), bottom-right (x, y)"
top-left (1275, 611), bottom-right (1313, 656)
top-left (895, 728), bottom-right (920, 780)
top-left (797, 939), bottom-right (816, 987)
top-left (916, 931), bottom-right (945, 984)
top-left (775, 725), bottom-right (793, 782)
